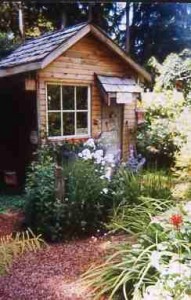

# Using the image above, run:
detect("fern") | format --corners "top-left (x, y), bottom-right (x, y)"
top-left (0, 228), bottom-right (45, 274)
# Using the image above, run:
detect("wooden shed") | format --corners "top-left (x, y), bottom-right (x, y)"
top-left (0, 22), bottom-right (151, 186)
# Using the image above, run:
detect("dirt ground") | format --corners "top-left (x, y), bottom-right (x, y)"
top-left (0, 211), bottom-right (116, 300)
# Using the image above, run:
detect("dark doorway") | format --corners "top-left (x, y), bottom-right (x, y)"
top-left (0, 75), bottom-right (37, 190)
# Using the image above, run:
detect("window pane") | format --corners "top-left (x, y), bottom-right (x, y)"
top-left (47, 85), bottom-right (60, 110)
top-left (63, 113), bottom-right (74, 135)
top-left (77, 112), bottom-right (88, 135)
top-left (62, 86), bottom-right (74, 110)
top-left (76, 87), bottom-right (88, 110)
top-left (48, 112), bottom-right (61, 136)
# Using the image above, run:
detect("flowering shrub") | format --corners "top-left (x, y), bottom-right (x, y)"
top-left (83, 200), bottom-right (191, 300)
top-left (62, 158), bottom-right (111, 236)
top-left (77, 138), bottom-right (119, 180)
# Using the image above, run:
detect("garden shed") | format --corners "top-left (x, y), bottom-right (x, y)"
top-left (0, 22), bottom-right (151, 186)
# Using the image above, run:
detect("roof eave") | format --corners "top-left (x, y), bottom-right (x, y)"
top-left (0, 61), bottom-right (42, 78)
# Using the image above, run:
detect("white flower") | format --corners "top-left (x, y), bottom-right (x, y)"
top-left (102, 188), bottom-right (108, 194)
top-left (104, 167), bottom-right (113, 180)
top-left (184, 201), bottom-right (191, 217)
top-left (101, 160), bottom-right (106, 166)
top-left (104, 154), bottom-right (115, 164)
top-left (81, 148), bottom-right (92, 160)
top-left (157, 243), bottom-right (168, 251)
top-left (93, 150), bottom-right (104, 164)
top-left (84, 138), bottom-right (95, 149)
top-left (165, 260), bottom-right (191, 277)
top-left (78, 153), bottom-right (82, 158)
top-left (142, 282), bottom-right (173, 300)
top-left (150, 251), bottom-right (162, 271)
top-left (166, 279), bottom-right (175, 289)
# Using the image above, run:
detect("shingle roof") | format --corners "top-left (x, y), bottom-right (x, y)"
top-left (0, 22), bottom-right (151, 81)
top-left (0, 23), bottom-right (87, 69)
top-left (97, 75), bottom-right (142, 93)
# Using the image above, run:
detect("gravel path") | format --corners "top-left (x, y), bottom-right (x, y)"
top-left (0, 237), bottom-right (109, 300)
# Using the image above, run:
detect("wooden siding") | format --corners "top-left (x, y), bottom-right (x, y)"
top-left (122, 100), bottom-right (137, 160)
top-left (38, 33), bottom-right (137, 159)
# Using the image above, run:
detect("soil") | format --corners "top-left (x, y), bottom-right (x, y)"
top-left (0, 210), bottom-right (25, 237)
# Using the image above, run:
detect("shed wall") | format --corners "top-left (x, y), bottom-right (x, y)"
top-left (38, 33), bottom-right (137, 159)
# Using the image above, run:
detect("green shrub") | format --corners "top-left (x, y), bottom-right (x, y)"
top-left (137, 90), bottom-right (186, 168)
top-left (62, 159), bottom-right (111, 236)
top-left (25, 145), bottom-right (112, 240)
top-left (25, 145), bottom-right (57, 241)
top-left (137, 118), bottom-right (185, 168)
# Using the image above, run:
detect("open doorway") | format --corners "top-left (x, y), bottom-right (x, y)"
top-left (0, 75), bottom-right (37, 190)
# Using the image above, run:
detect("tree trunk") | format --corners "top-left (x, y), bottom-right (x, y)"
top-left (18, 2), bottom-right (25, 41)
top-left (125, 2), bottom-right (130, 53)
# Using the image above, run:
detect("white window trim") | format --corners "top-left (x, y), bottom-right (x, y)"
top-left (46, 83), bottom-right (91, 139)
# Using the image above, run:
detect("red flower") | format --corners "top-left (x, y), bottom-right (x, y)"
top-left (170, 214), bottom-right (183, 230)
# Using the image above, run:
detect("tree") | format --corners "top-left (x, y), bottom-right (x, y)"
top-left (129, 3), bottom-right (191, 63)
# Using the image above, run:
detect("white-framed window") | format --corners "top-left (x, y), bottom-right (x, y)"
top-left (46, 83), bottom-right (90, 138)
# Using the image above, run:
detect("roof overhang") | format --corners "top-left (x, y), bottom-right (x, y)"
top-left (96, 74), bottom-right (143, 106)
top-left (0, 23), bottom-right (151, 82)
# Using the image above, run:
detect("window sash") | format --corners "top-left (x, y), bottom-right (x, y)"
top-left (46, 84), bottom-right (90, 138)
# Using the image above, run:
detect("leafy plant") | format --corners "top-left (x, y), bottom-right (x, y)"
top-left (25, 143), bottom-right (113, 240)
top-left (108, 196), bottom-right (173, 235)
top-left (0, 229), bottom-right (44, 275)
top-left (83, 201), bottom-right (191, 299)
top-left (109, 168), bottom-right (141, 206)
top-left (62, 158), bottom-right (111, 236)
top-left (141, 170), bottom-right (172, 199)
top-left (137, 91), bottom-right (186, 168)
top-left (25, 145), bottom-right (56, 241)
top-left (0, 195), bottom-right (25, 213)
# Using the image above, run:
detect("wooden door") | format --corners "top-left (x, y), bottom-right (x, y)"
top-left (101, 103), bottom-right (123, 157)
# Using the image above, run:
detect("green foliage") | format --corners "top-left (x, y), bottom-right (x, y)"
top-left (62, 159), bottom-right (111, 236)
top-left (83, 202), bottom-right (191, 299)
top-left (108, 196), bottom-right (173, 235)
top-left (0, 194), bottom-right (25, 213)
top-left (0, 32), bottom-right (18, 58)
top-left (141, 170), bottom-right (172, 199)
top-left (137, 91), bottom-right (186, 168)
top-left (109, 168), bottom-right (141, 206)
top-left (25, 145), bottom-right (56, 241)
top-left (25, 144), bottom-right (112, 240)
top-left (108, 169), bottom-right (173, 235)
top-left (148, 50), bottom-right (191, 103)
top-left (129, 4), bottom-right (191, 63)
top-left (109, 168), bottom-right (172, 205)
top-left (0, 229), bottom-right (44, 275)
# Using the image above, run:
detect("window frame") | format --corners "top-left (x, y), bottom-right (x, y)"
top-left (46, 82), bottom-right (91, 139)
